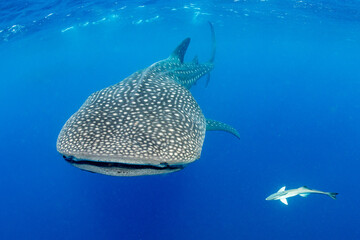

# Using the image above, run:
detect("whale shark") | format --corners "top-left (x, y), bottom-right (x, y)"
top-left (57, 23), bottom-right (239, 176)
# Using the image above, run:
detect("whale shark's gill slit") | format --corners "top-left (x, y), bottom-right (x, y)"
top-left (63, 156), bottom-right (184, 170)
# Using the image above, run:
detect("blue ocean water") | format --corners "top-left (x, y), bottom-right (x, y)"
top-left (1, 0), bottom-right (360, 239)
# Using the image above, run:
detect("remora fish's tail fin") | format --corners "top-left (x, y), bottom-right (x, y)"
top-left (169, 38), bottom-right (191, 63)
top-left (206, 119), bottom-right (240, 139)
top-left (328, 192), bottom-right (338, 200)
top-left (208, 21), bottom-right (216, 63)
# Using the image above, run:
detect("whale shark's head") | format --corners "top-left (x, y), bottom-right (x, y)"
top-left (56, 23), bottom-right (239, 177)
top-left (57, 66), bottom-right (207, 176)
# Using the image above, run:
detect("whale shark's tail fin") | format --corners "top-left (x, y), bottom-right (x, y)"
top-left (208, 21), bottom-right (216, 63)
top-left (328, 192), bottom-right (338, 200)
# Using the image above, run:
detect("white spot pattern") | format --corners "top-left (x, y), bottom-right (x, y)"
top-left (57, 59), bottom-right (212, 166)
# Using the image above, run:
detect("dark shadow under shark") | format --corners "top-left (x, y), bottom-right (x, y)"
top-left (57, 23), bottom-right (240, 176)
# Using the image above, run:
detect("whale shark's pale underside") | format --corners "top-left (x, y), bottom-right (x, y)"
top-left (57, 23), bottom-right (239, 176)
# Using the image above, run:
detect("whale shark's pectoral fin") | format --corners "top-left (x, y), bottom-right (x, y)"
top-left (169, 38), bottom-right (191, 63)
top-left (206, 119), bottom-right (240, 139)
top-left (280, 198), bottom-right (288, 205)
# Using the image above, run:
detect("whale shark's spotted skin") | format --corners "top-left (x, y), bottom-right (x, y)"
top-left (57, 24), bottom-right (239, 176)
top-left (58, 64), bottom-right (207, 163)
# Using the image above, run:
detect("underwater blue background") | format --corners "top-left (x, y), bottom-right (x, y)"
top-left (1, 0), bottom-right (360, 239)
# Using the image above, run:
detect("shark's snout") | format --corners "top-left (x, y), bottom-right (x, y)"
top-left (265, 194), bottom-right (277, 201)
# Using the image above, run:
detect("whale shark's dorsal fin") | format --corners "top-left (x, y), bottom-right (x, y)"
top-left (169, 37), bottom-right (191, 63)
top-left (278, 186), bottom-right (286, 192)
top-left (206, 119), bottom-right (240, 139)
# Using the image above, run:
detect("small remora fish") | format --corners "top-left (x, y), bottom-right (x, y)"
top-left (266, 186), bottom-right (338, 205)
top-left (56, 23), bottom-right (239, 177)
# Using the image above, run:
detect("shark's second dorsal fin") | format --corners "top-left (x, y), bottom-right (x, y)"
top-left (278, 186), bottom-right (286, 192)
top-left (206, 119), bottom-right (240, 139)
top-left (169, 38), bottom-right (191, 63)
top-left (192, 55), bottom-right (199, 64)
top-left (205, 73), bottom-right (210, 87)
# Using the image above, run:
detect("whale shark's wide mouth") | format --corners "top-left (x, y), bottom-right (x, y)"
top-left (63, 155), bottom-right (185, 176)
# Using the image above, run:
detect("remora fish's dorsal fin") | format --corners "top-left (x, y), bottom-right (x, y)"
top-left (280, 198), bottom-right (288, 205)
top-left (206, 119), bottom-right (240, 139)
top-left (278, 186), bottom-right (286, 192)
top-left (169, 38), bottom-right (191, 63)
